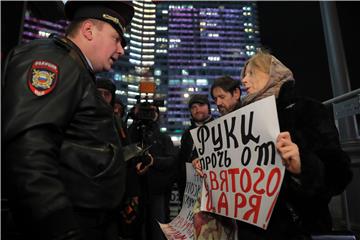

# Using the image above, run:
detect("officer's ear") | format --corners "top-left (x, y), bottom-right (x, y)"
top-left (81, 20), bottom-right (95, 41)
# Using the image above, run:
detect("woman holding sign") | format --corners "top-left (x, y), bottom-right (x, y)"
top-left (236, 50), bottom-right (353, 239)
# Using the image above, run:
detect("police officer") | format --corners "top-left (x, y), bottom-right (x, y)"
top-left (3, 2), bottom-right (134, 240)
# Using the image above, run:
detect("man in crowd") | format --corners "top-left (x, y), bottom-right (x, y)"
top-left (192, 76), bottom-right (242, 175)
top-left (96, 77), bottom-right (117, 106)
top-left (177, 94), bottom-right (214, 203)
top-left (3, 2), bottom-right (134, 240)
top-left (95, 78), bottom-right (129, 146)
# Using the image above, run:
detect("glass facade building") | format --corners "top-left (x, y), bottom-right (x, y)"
top-left (158, 2), bottom-right (260, 140)
top-left (22, 11), bottom-right (68, 43)
top-left (112, 1), bottom-right (260, 142)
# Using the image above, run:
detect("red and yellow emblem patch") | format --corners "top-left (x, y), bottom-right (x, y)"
top-left (28, 60), bottom-right (58, 96)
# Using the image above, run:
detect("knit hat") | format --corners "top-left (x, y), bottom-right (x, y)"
top-left (188, 94), bottom-right (210, 109)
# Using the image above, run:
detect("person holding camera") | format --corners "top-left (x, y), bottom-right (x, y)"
top-left (127, 102), bottom-right (177, 240)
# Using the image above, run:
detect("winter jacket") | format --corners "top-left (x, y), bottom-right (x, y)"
top-left (237, 81), bottom-right (352, 240)
top-left (128, 121), bottom-right (177, 194)
top-left (177, 117), bottom-right (214, 202)
top-left (3, 35), bottom-right (126, 239)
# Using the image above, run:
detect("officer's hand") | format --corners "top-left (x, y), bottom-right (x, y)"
top-left (192, 158), bottom-right (204, 177)
top-left (136, 153), bottom-right (154, 175)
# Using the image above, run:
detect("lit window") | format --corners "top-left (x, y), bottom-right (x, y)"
top-left (130, 59), bottom-right (141, 65)
top-left (196, 79), bottom-right (208, 86)
top-left (133, 6), bottom-right (143, 12)
top-left (131, 34), bottom-right (142, 40)
top-left (131, 28), bottom-right (142, 34)
top-left (115, 90), bottom-right (126, 95)
top-left (134, 12), bottom-right (143, 17)
top-left (131, 22), bottom-right (142, 28)
top-left (130, 46), bottom-right (141, 52)
top-left (154, 69), bottom-right (161, 76)
top-left (128, 91), bottom-right (139, 96)
top-left (114, 73), bottom-right (121, 81)
top-left (144, 20), bottom-right (155, 24)
top-left (144, 9), bottom-right (156, 13)
top-left (144, 14), bottom-right (156, 18)
top-left (130, 52), bottom-right (141, 58)
top-left (143, 49), bottom-right (155, 53)
top-left (128, 84), bottom-right (139, 90)
top-left (144, 26), bottom-right (155, 30)
top-left (132, 17), bottom-right (143, 23)
top-left (169, 38), bottom-right (181, 43)
top-left (130, 40), bottom-right (141, 46)
top-left (143, 31), bottom-right (155, 35)
top-left (142, 55), bottom-right (154, 59)
top-left (143, 42), bottom-right (155, 47)
top-left (142, 61), bottom-right (154, 66)
top-left (38, 30), bottom-right (50, 38)
top-left (144, 3), bottom-right (155, 8)
top-left (156, 26), bottom-right (168, 31)
top-left (208, 56), bottom-right (220, 61)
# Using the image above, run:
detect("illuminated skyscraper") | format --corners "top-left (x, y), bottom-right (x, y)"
top-left (157, 2), bottom-right (260, 140)
top-left (108, 1), bottom-right (261, 141)
top-left (22, 14), bottom-right (68, 43)
top-left (21, 11), bottom-right (68, 43)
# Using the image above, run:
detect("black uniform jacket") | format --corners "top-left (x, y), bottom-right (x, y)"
top-left (3, 35), bottom-right (125, 237)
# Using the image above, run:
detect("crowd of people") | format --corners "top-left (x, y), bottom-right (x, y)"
top-left (3, 1), bottom-right (353, 240)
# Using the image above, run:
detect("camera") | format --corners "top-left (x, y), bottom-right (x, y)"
top-left (135, 102), bottom-right (158, 121)
top-left (134, 99), bottom-right (165, 122)
top-left (130, 81), bottom-right (164, 123)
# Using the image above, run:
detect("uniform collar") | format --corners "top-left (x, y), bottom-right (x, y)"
top-left (51, 34), bottom-right (95, 75)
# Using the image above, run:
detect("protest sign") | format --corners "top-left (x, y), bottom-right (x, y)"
top-left (160, 163), bottom-right (202, 240)
top-left (190, 96), bottom-right (285, 229)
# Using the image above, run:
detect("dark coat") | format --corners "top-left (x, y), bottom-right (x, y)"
top-left (237, 81), bottom-right (353, 240)
top-left (177, 117), bottom-right (214, 202)
top-left (3, 35), bottom-right (126, 239)
top-left (128, 121), bottom-right (177, 195)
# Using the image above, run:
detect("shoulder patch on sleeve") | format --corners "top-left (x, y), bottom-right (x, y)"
top-left (28, 60), bottom-right (59, 96)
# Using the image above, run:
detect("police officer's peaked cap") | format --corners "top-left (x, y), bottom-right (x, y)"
top-left (188, 94), bottom-right (210, 109)
top-left (65, 1), bottom-right (134, 47)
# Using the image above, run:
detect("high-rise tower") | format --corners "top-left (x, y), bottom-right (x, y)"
top-left (110, 1), bottom-right (261, 142)
top-left (157, 2), bottom-right (260, 140)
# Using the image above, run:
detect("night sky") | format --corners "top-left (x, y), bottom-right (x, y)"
top-left (257, 1), bottom-right (360, 102)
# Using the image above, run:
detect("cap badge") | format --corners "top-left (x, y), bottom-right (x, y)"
top-left (102, 13), bottom-right (125, 33)
top-left (28, 60), bottom-right (58, 96)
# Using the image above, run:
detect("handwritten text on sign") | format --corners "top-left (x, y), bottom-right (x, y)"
top-left (159, 163), bottom-right (202, 239)
top-left (190, 96), bottom-right (285, 229)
